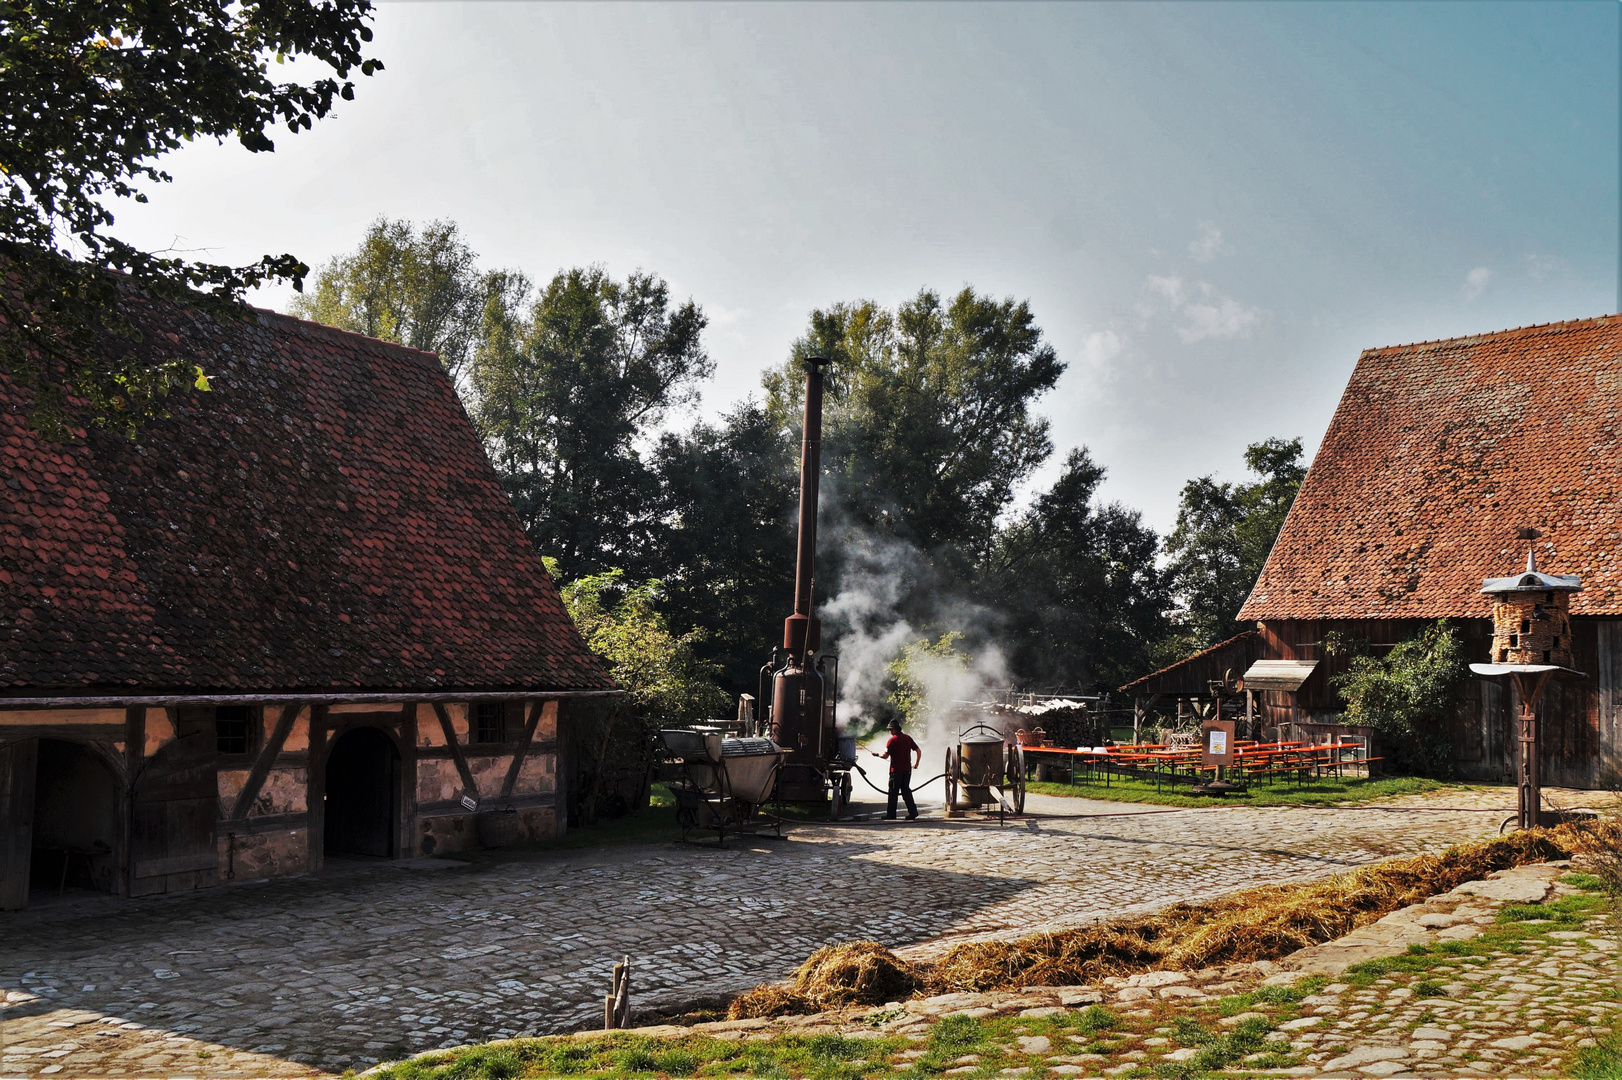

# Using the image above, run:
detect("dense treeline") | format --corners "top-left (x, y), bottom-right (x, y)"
top-left (293, 218), bottom-right (1305, 717)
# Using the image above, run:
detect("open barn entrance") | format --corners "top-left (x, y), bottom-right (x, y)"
top-left (31, 739), bottom-right (119, 897)
top-left (324, 727), bottom-right (399, 858)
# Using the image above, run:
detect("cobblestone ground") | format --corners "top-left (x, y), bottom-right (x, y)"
top-left (0, 786), bottom-right (1541, 1077)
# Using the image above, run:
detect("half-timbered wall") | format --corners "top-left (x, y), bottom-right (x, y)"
top-left (0, 698), bottom-right (565, 909)
top-left (1253, 617), bottom-right (1622, 789)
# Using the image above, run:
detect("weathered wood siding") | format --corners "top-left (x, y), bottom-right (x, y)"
top-left (1253, 617), bottom-right (1622, 789)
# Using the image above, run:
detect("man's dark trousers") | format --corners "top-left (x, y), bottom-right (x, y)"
top-left (887, 770), bottom-right (917, 819)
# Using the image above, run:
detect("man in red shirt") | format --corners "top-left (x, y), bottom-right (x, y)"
top-left (878, 719), bottom-right (921, 820)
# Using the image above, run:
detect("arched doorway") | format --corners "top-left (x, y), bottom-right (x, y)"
top-left (324, 727), bottom-right (399, 858)
top-left (31, 739), bottom-right (120, 896)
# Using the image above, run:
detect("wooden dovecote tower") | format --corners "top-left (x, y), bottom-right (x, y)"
top-left (1484, 549), bottom-right (1582, 667)
top-left (1470, 531), bottom-right (1585, 829)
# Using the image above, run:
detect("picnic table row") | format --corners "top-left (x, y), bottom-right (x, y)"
top-left (1017, 739), bottom-right (1381, 792)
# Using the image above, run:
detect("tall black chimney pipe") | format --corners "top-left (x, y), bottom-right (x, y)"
top-left (772, 355), bottom-right (831, 770)
top-left (783, 356), bottom-right (830, 661)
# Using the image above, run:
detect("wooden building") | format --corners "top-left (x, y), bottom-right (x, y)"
top-left (0, 296), bottom-right (616, 910)
top-left (1235, 314), bottom-right (1622, 789)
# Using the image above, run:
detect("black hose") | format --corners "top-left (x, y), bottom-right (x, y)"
top-left (851, 761), bottom-right (946, 795)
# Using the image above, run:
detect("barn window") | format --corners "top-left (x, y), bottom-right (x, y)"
top-left (1520, 618), bottom-right (1530, 634)
top-left (475, 702), bottom-right (508, 744)
top-left (1509, 634), bottom-right (1518, 647)
top-left (215, 705), bottom-right (254, 755)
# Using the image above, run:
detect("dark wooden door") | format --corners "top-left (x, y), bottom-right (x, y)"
top-left (130, 730), bottom-right (218, 896)
top-left (324, 727), bottom-right (398, 858)
top-left (0, 739), bottom-right (38, 910)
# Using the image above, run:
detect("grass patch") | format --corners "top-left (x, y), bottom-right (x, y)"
top-left (1343, 875), bottom-right (1610, 987)
top-left (372, 1029), bottom-right (908, 1080)
top-left (1573, 1030), bottom-right (1622, 1080)
top-left (1215, 975), bottom-right (1327, 1016)
top-left (1024, 774), bottom-right (1458, 808)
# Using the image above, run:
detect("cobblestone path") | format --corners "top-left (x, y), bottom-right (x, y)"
top-left (0, 786), bottom-right (1534, 1077)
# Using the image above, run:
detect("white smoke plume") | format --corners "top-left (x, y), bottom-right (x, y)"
top-left (819, 525), bottom-right (1011, 798)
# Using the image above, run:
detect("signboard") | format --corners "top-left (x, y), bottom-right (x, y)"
top-left (1201, 719), bottom-right (1236, 767)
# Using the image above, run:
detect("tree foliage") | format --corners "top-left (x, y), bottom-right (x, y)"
top-left (290, 217), bottom-right (523, 384)
top-left (1, 0), bottom-right (380, 437)
top-left (769, 289), bottom-right (1064, 570)
top-left (983, 448), bottom-right (1171, 691)
top-left (473, 266), bottom-right (711, 578)
top-left (1326, 619), bottom-right (1466, 777)
top-left (1163, 436), bottom-right (1306, 646)
top-left (648, 402), bottom-right (798, 693)
top-left (886, 631), bottom-right (970, 732)
top-left (559, 567), bottom-right (731, 730)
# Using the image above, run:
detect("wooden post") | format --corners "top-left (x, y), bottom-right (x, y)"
top-left (605, 955), bottom-right (631, 1029)
top-left (307, 705), bottom-right (328, 871)
top-left (1513, 671), bottom-right (1550, 830)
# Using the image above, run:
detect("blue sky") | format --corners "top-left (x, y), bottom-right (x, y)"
top-left (111, 1), bottom-right (1619, 532)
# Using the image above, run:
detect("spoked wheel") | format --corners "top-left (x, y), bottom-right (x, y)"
top-left (944, 747), bottom-right (959, 811)
top-left (1010, 744), bottom-right (1027, 815)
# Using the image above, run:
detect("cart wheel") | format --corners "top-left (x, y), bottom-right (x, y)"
top-left (944, 747), bottom-right (958, 811)
top-left (1011, 744), bottom-right (1026, 814)
top-left (830, 777), bottom-right (846, 820)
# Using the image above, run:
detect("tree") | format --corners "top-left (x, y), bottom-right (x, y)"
top-left (1163, 437), bottom-right (1306, 646)
top-left (766, 287), bottom-right (1065, 594)
top-left (886, 631), bottom-right (971, 732)
top-left (557, 564), bottom-right (730, 823)
top-left (649, 402), bottom-right (798, 694)
top-left (1, 0), bottom-right (381, 437)
top-left (290, 217), bottom-right (525, 384)
top-left (983, 448), bottom-right (1171, 691)
top-left (561, 568), bottom-right (730, 730)
top-left (472, 267), bottom-right (711, 578)
top-left (1326, 620), bottom-right (1465, 777)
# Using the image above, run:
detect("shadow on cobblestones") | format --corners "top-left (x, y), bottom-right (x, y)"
top-left (0, 790), bottom-right (1525, 1077)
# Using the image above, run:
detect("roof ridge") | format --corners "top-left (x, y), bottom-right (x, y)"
top-left (254, 306), bottom-right (447, 370)
top-left (1361, 311), bottom-right (1622, 357)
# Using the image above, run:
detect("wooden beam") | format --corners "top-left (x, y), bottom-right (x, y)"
top-left (226, 705), bottom-right (300, 820)
top-left (120, 707), bottom-right (144, 897)
top-left (400, 702), bottom-right (418, 858)
top-left (307, 705), bottom-right (328, 870)
top-left (500, 701), bottom-right (546, 797)
top-left (432, 702), bottom-right (480, 803)
top-left (217, 811), bottom-right (309, 836)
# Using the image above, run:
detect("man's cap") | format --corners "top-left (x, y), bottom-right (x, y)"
top-left (888, 720), bottom-right (903, 731)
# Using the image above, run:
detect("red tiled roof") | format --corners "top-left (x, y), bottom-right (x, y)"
top-left (1, 299), bottom-right (614, 694)
top-left (1241, 313), bottom-right (1622, 622)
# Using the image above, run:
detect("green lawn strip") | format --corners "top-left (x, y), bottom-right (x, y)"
top-left (1023, 774), bottom-right (1459, 808)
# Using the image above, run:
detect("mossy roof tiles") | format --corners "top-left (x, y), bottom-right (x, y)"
top-left (1, 301), bottom-right (613, 694)
top-left (1240, 313), bottom-right (1622, 621)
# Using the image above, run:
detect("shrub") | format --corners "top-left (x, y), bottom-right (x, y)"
top-left (1326, 619), bottom-right (1466, 776)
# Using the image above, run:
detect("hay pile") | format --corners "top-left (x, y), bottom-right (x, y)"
top-left (729, 942), bottom-right (915, 1019)
top-left (728, 819), bottom-right (1616, 1018)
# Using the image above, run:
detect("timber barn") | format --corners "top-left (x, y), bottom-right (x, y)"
top-left (0, 295), bottom-right (615, 910)
top-left (1236, 313), bottom-right (1622, 789)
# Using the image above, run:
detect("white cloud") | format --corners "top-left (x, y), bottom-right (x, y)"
top-left (1188, 221), bottom-right (1222, 262)
top-left (1177, 296), bottom-right (1261, 343)
top-left (1461, 266), bottom-right (1492, 302)
top-left (1077, 328), bottom-right (1126, 375)
top-left (1524, 254), bottom-right (1563, 282)
top-left (1145, 274), bottom-right (1185, 303)
top-left (1140, 274), bottom-right (1261, 343)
